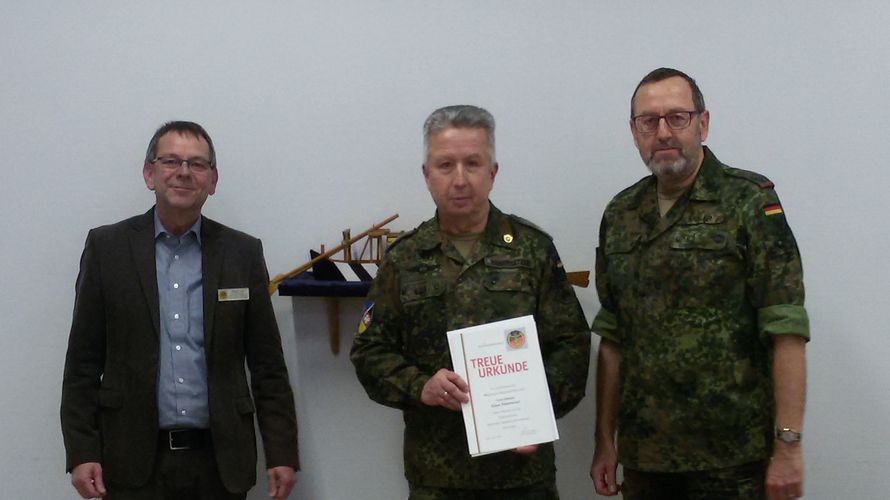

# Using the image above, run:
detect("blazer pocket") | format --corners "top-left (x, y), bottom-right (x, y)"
top-left (235, 396), bottom-right (256, 415)
top-left (98, 388), bottom-right (123, 409)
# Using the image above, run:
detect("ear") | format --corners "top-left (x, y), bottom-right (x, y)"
top-left (422, 163), bottom-right (432, 189)
top-left (698, 110), bottom-right (710, 142)
top-left (629, 119), bottom-right (641, 150)
top-left (208, 168), bottom-right (219, 196)
top-left (143, 162), bottom-right (156, 190)
top-left (490, 162), bottom-right (499, 183)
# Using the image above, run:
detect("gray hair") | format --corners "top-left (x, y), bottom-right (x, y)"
top-left (423, 105), bottom-right (496, 163)
top-left (144, 121), bottom-right (217, 167)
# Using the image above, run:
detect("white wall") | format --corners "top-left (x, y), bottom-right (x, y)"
top-left (1, 1), bottom-right (888, 498)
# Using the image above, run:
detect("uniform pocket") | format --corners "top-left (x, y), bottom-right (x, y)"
top-left (604, 235), bottom-right (638, 256)
top-left (400, 278), bottom-right (448, 365)
top-left (483, 269), bottom-right (534, 294)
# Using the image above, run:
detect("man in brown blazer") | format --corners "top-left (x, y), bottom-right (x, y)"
top-left (61, 121), bottom-right (299, 499)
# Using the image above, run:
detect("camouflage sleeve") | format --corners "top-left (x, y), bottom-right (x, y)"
top-left (743, 187), bottom-right (810, 340)
top-left (591, 212), bottom-right (621, 343)
top-left (537, 241), bottom-right (591, 418)
top-left (350, 257), bottom-right (430, 410)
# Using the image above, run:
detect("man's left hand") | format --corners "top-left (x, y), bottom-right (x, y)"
top-left (267, 466), bottom-right (296, 499)
top-left (766, 444), bottom-right (804, 499)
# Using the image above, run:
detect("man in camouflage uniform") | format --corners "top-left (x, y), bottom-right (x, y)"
top-left (589, 68), bottom-right (809, 500)
top-left (351, 105), bottom-right (590, 499)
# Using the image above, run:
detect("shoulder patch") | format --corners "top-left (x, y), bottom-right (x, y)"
top-left (763, 203), bottom-right (784, 216)
top-left (509, 214), bottom-right (552, 240)
top-left (356, 300), bottom-right (374, 335)
top-left (724, 166), bottom-right (775, 189)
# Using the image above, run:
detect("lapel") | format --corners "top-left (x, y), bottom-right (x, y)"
top-left (201, 216), bottom-right (224, 359)
top-left (130, 209), bottom-right (161, 340)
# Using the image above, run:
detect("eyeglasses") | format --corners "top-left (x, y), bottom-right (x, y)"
top-left (151, 156), bottom-right (214, 173)
top-left (632, 111), bottom-right (700, 134)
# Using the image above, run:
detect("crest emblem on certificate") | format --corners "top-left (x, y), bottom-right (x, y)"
top-left (505, 328), bottom-right (527, 350)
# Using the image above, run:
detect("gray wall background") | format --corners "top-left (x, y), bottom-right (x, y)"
top-left (1, 1), bottom-right (888, 498)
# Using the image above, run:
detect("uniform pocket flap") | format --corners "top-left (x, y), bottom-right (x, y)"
top-left (400, 279), bottom-right (446, 303)
top-left (671, 228), bottom-right (729, 250)
top-left (98, 388), bottom-right (123, 409)
top-left (604, 236), bottom-right (638, 255)
top-left (484, 270), bottom-right (533, 293)
top-left (236, 396), bottom-right (256, 415)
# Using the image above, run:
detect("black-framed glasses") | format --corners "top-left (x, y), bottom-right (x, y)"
top-left (151, 156), bottom-right (214, 173)
top-left (632, 111), bottom-right (700, 134)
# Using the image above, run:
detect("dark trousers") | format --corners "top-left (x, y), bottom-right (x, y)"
top-left (622, 460), bottom-right (768, 500)
top-left (106, 431), bottom-right (245, 500)
top-left (408, 480), bottom-right (559, 500)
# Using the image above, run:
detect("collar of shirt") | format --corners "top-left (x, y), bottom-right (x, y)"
top-left (153, 211), bottom-right (203, 247)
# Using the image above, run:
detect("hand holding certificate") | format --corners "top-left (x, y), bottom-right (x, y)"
top-left (447, 315), bottom-right (559, 457)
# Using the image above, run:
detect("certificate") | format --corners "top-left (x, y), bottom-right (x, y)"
top-left (447, 315), bottom-right (558, 457)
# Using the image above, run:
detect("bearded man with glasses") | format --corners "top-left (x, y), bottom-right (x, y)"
top-left (589, 68), bottom-right (809, 500)
top-left (61, 121), bottom-right (299, 500)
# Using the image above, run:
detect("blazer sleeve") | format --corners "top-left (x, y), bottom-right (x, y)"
top-left (244, 239), bottom-right (300, 470)
top-left (60, 230), bottom-right (106, 471)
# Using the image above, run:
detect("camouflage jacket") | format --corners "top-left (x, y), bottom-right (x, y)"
top-left (592, 147), bottom-right (809, 472)
top-left (351, 204), bottom-right (590, 489)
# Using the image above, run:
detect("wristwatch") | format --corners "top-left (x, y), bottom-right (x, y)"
top-left (775, 427), bottom-right (802, 443)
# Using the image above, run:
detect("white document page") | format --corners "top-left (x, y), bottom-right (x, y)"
top-left (447, 315), bottom-right (559, 457)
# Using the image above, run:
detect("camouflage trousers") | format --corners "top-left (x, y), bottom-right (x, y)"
top-left (622, 460), bottom-right (768, 500)
top-left (408, 480), bottom-right (558, 500)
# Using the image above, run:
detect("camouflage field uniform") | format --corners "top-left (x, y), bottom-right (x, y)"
top-left (351, 204), bottom-right (590, 491)
top-left (592, 147), bottom-right (809, 472)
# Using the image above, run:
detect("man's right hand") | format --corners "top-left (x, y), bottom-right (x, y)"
top-left (420, 368), bottom-right (469, 411)
top-left (71, 462), bottom-right (106, 498)
top-left (590, 445), bottom-right (619, 496)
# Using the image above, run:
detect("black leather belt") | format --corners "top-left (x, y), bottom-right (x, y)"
top-left (161, 429), bottom-right (210, 451)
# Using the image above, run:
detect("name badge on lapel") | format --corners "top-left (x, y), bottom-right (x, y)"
top-left (218, 288), bottom-right (249, 302)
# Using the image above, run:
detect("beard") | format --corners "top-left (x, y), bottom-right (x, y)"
top-left (644, 142), bottom-right (700, 180)
top-left (646, 155), bottom-right (693, 177)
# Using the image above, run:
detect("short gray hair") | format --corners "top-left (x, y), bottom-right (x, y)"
top-left (423, 105), bottom-right (496, 163)
top-left (144, 121), bottom-right (216, 167)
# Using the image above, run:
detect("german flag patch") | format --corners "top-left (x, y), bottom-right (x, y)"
top-left (763, 204), bottom-right (783, 216)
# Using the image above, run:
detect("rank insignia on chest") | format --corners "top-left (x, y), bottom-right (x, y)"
top-left (763, 203), bottom-right (784, 216)
top-left (357, 300), bottom-right (374, 335)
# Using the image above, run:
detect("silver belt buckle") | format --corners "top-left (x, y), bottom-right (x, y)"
top-left (168, 430), bottom-right (189, 451)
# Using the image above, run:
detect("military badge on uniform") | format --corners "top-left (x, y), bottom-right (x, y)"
top-left (503, 234), bottom-right (513, 244)
top-left (763, 203), bottom-right (784, 216)
top-left (357, 300), bottom-right (374, 335)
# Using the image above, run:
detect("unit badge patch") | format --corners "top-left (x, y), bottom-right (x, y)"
top-left (357, 301), bottom-right (374, 335)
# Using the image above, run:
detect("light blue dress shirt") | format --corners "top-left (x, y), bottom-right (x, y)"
top-left (154, 212), bottom-right (210, 429)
